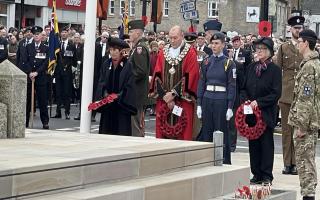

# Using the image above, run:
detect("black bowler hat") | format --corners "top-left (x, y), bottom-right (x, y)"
top-left (198, 32), bottom-right (206, 37)
top-left (253, 37), bottom-right (274, 55)
top-left (210, 32), bottom-right (225, 42)
top-left (288, 10), bottom-right (305, 26)
top-left (184, 32), bottom-right (198, 43)
top-left (203, 19), bottom-right (222, 32)
top-left (108, 37), bottom-right (130, 49)
top-left (31, 26), bottom-right (43, 35)
top-left (299, 29), bottom-right (318, 41)
top-left (128, 20), bottom-right (145, 31)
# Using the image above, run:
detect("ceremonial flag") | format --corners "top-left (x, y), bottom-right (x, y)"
top-left (97, 0), bottom-right (109, 20)
top-left (119, 0), bottom-right (129, 39)
top-left (47, 0), bottom-right (60, 75)
top-left (151, 0), bottom-right (163, 24)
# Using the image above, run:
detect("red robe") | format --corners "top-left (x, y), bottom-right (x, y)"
top-left (150, 45), bottom-right (199, 140)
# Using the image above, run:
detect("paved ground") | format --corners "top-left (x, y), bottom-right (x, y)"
top-left (29, 105), bottom-right (320, 199)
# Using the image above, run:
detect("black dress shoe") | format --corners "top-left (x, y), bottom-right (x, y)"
top-left (291, 165), bottom-right (298, 175)
top-left (66, 114), bottom-right (70, 120)
top-left (43, 124), bottom-right (49, 129)
top-left (250, 176), bottom-right (262, 184)
top-left (303, 196), bottom-right (315, 200)
top-left (74, 116), bottom-right (80, 120)
top-left (52, 114), bottom-right (61, 118)
top-left (282, 166), bottom-right (291, 174)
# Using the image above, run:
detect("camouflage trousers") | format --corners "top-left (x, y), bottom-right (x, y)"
top-left (294, 128), bottom-right (318, 197)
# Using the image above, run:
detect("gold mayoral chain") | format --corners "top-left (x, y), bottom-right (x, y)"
top-left (163, 43), bottom-right (191, 88)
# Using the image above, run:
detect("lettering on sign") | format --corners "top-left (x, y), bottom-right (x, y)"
top-left (65, 0), bottom-right (81, 7)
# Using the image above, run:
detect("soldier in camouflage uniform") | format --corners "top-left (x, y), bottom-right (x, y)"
top-left (288, 29), bottom-right (320, 200)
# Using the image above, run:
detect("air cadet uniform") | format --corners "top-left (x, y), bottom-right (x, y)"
top-left (128, 20), bottom-right (150, 137)
top-left (53, 27), bottom-right (77, 119)
top-left (288, 30), bottom-right (320, 200)
top-left (25, 26), bottom-right (50, 129)
top-left (275, 11), bottom-right (304, 175)
top-left (197, 33), bottom-right (236, 164)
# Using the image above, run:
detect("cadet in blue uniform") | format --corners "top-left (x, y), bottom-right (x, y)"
top-left (197, 32), bottom-right (236, 164)
top-left (25, 26), bottom-right (50, 129)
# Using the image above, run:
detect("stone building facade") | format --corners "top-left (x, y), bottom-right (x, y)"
top-left (103, 0), bottom-right (291, 38)
top-left (301, 1), bottom-right (320, 37)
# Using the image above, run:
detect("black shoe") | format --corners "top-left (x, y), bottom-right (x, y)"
top-left (291, 165), bottom-right (298, 175)
top-left (303, 196), bottom-right (315, 200)
top-left (66, 114), bottom-right (70, 120)
top-left (43, 124), bottom-right (49, 129)
top-left (74, 116), bottom-right (80, 120)
top-left (261, 179), bottom-right (272, 185)
top-left (52, 114), bottom-right (61, 118)
top-left (250, 176), bottom-right (262, 184)
top-left (282, 166), bottom-right (291, 175)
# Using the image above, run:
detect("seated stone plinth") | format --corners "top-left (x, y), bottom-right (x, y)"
top-left (0, 60), bottom-right (27, 138)
top-left (0, 102), bottom-right (7, 138)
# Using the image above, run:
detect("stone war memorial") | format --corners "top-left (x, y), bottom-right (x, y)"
top-left (0, 61), bottom-right (296, 200)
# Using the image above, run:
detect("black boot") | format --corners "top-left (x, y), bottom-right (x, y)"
top-left (303, 196), bottom-right (315, 200)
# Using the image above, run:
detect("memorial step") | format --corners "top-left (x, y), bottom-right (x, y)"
top-left (29, 165), bottom-right (250, 200)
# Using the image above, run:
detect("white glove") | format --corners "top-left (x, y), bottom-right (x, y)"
top-left (197, 106), bottom-right (202, 119)
top-left (226, 109), bottom-right (233, 121)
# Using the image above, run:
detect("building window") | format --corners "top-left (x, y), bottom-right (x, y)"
top-left (0, 4), bottom-right (7, 26)
top-left (129, 0), bottom-right (135, 16)
top-left (208, 0), bottom-right (218, 18)
top-left (120, 0), bottom-right (125, 15)
top-left (109, 0), bottom-right (115, 15)
top-left (163, 0), bottom-right (169, 17)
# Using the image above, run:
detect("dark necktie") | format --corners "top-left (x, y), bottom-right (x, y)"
top-left (61, 41), bottom-right (65, 52)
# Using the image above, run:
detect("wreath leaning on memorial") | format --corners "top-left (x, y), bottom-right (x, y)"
top-left (158, 101), bottom-right (187, 139)
top-left (235, 102), bottom-right (267, 140)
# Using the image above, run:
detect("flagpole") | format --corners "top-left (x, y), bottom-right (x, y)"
top-left (80, 0), bottom-right (97, 133)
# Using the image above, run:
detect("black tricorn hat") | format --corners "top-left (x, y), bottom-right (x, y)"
top-left (108, 37), bottom-right (130, 49)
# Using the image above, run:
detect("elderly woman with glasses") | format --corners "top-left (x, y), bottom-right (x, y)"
top-left (240, 37), bottom-right (282, 185)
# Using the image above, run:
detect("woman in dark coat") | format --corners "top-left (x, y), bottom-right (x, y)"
top-left (240, 37), bottom-right (282, 185)
top-left (95, 37), bottom-right (137, 136)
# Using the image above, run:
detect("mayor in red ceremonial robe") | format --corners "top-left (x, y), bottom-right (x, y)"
top-left (149, 26), bottom-right (199, 140)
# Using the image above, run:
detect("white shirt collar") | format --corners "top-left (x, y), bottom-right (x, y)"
top-left (169, 41), bottom-right (184, 59)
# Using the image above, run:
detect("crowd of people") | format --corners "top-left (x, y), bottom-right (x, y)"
top-left (0, 9), bottom-right (319, 200)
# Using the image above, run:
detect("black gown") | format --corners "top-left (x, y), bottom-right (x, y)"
top-left (95, 58), bottom-right (137, 136)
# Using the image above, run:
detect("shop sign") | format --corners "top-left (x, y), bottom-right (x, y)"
top-left (48, 0), bottom-right (86, 11)
top-left (65, 0), bottom-right (81, 7)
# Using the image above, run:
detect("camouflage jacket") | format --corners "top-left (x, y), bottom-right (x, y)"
top-left (288, 51), bottom-right (320, 131)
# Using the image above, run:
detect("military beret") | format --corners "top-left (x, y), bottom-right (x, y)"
top-left (288, 10), bottom-right (305, 26)
top-left (253, 37), bottom-right (274, 55)
top-left (128, 20), bottom-right (145, 31)
top-left (198, 32), bottom-right (206, 37)
top-left (203, 20), bottom-right (222, 32)
top-left (232, 36), bottom-right (241, 42)
top-left (210, 32), bottom-right (225, 42)
top-left (31, 26), bottom-right (43, 35)
top-left (299, 29), bottom-right (318, 41)
top-left (184, 32), bottom-right (198, 43)
top-left (108, 37), bottom-right (130, 49)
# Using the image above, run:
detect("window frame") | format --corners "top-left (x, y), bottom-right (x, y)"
top-left (163, 0), bottom-right (169, 17)
top-left (207, 0), bottom-right (219, 18)
top-left (129, 0), bottom-right (135, 16)
top-left (109, 0), bottom-right (115, 16)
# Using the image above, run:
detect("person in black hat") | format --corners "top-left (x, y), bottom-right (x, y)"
top-left (288, 29), bottom-right (319, 200)
top-left (24, 26), bottom-right (50, 129)
top-left (128, 19), bottom-right (150, 137)
top-left (203, 19), bottom-right (222, 43)
top-left (94, 37), bottom-right (137, 135)
top-left (197, 32), bottom-right (236, 165)
top-left (240, 37), bottom-right (282, 185)
top-left (52, 25), bottom-right (77, 119)
top-left (184, 32), bottom-right (197, 46)
top-left (196, 32), bottom-right (213, 59)
top-left (275, 10), bottom-right (305, 176)
top-left (16, 27), bottom-right (34, 74)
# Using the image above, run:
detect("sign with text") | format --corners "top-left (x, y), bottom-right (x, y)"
top-left (181, 0), bottom-right (195, 3)
top-left (180, 2), bottom-right (196, 13)
top-left (48, 0), bottom-right (86, 11)
top-left (183, 10), bottom-right (199, 21)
